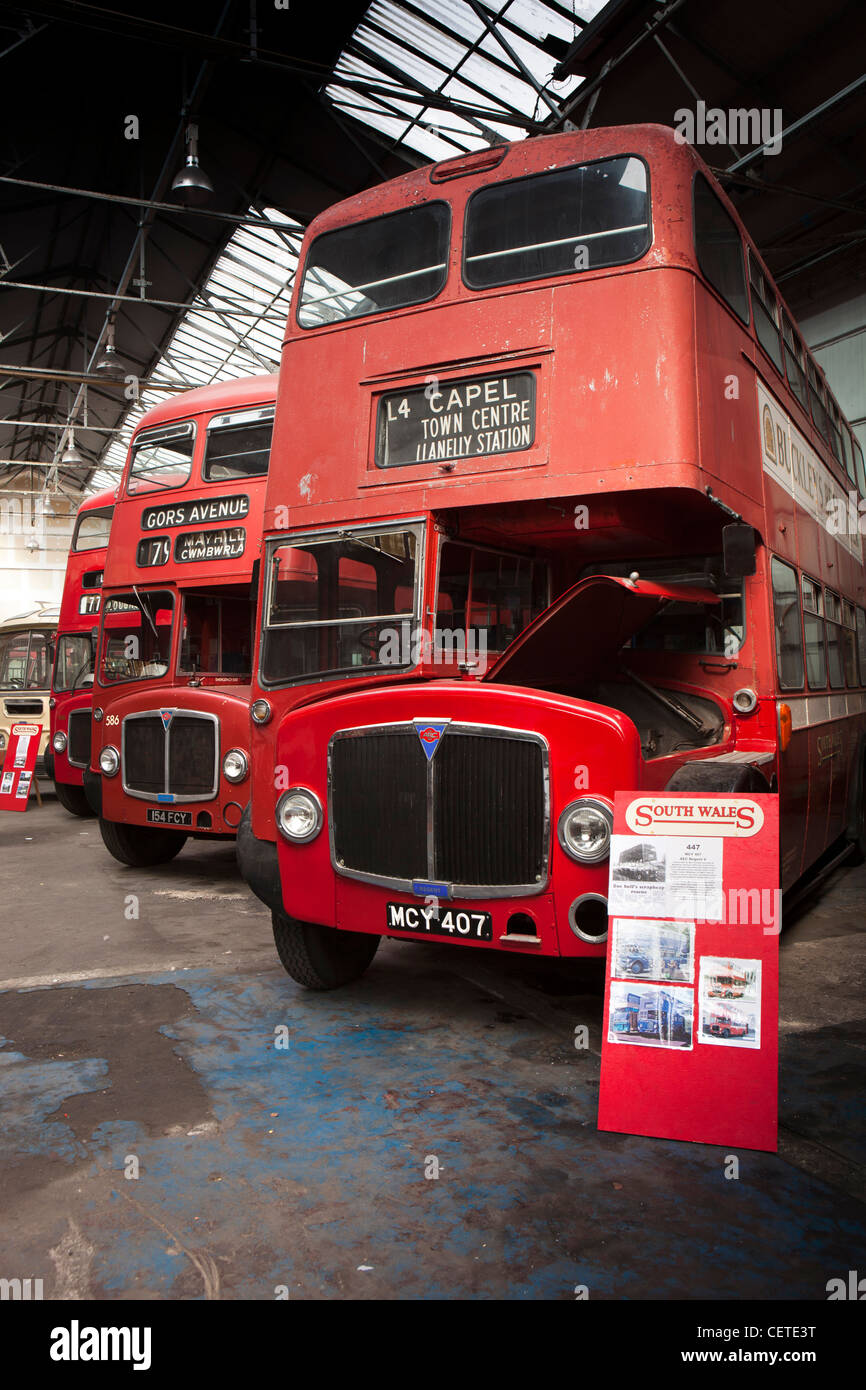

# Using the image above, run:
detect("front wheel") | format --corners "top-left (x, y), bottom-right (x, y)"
top-left (99, 817), bottom-right (187, 867)
top-left (54, 781), bottom-right (94, 818)
top-left (271, 911), bottom-right (379, 990)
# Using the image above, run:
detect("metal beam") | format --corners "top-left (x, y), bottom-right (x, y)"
top-left (727, 71), bottom-right (866, 173)
top-left (0, 279), bottom-right (284, 318)
top-left (0, 174), bottom-right (306, 233)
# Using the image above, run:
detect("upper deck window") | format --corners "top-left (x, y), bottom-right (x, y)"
top-left (73, 506), bottom-right (113, 552)
top-left (807, 360), bottom-right (830, 443)
top-left (781, 312), bottom-right (809, 414)
top-left (748, 253), bottom-right (784, 375)
top-left (297, 203), bottom-right (450, 328)
top-left (693, 175), bottom-right (749, 324)
top-left (203, 408), bottom-right (274, 481)
top-left (463, 155), bottom-right (650, 290)
top-left (127, 422), bottom-right (195, 495)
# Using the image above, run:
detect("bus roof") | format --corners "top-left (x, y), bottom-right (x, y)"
top-left (293, 123), bottom-right (687, 246)
top-left (78, 486), bottom-right (117, 514)
top-left (1, 605), bottom-right (59, 631)
top-left (131, 374), bottom-right (279, 435)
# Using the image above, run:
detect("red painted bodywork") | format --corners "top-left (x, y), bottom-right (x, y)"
top-left (246, 124), bottom-right (865, 959)
top-left (91, 375), bottom-right (276, 837)
top-left (50, 488), bottom-right (115, 790)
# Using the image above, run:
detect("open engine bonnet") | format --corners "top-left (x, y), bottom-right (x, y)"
top-left (485, 574), bottom-right (725, 759)
top-left (486, 574), bottom-right (720, 687)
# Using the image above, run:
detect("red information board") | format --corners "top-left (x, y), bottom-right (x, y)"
top-left (0, 722), bottom-right (42, 813)
top-left (598, 792), bottom-right (779, 1153)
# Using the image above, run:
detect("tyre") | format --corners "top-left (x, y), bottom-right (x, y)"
top-left (628, 959), bottom-right (645, 975)
top-left (721, 1029), bottom-right (730, 1038)
top-left (54, 780), bottom-right (94, 818)
top-left (271, 911), bottom-right (379, 990)
top-left (99, 817), bottom-right (186, 867)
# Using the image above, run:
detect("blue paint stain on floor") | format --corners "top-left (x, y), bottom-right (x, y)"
top-left (2, 966), bottom-right (864, 1299)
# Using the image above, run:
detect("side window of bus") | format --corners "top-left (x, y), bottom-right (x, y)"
top-left (842, 600), bottom-right (859, 686)
top-left (781, 313), bottom-right (809, 413)
top-left (857, 608), bottom-right (866, 684)
top-left (853, 436), bottom-right (866, 501)
top-left (824, 588), bottom-right (845, 689)
top-left (693, 176), bottom-right (749, 323)
top-left (825, 394), bottom-right (845, 469)
top-left (801, 577), bottom-right (826, 688)
top-left (807, 360), bottom-right (830, 442)
top-left (771, 558), bottom-right (803, 689)
top-left (748, 254), bottom-right (784, 375)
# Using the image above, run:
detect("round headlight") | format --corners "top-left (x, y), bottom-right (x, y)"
top-left (52, 731), bottom-right (67, 753)
top-left (223, 748), bottom-right (249, 783)
top-left (100, 745), bottom-right (120, 777)
top-left (276, 787), bottom-right (323, 843)
top-left (251, 699), bottom-right (272, 725)
top-left (93, 707), bottom-right (103, 722)
top-left (558, 798), bottom-right (613, 864)
top-left (49, 697), bottom-right (56, 709)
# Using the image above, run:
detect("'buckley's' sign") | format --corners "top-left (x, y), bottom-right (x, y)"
top-left (140, 493), bottom-right (249, 531)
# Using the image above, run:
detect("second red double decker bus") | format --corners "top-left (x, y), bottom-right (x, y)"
top-left (238, 124), bottom-right (866, 990)
top-left (48, 488), bottom-right (115, 816)
top-left (87, 375), bottom-right (276, 865)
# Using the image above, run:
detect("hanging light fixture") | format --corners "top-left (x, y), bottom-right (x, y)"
top-left (60, 427), bottom-right (85, 468)
top-left (171, 122), bottom-right (214, 205)
top-left (94, 315), bottom-right (125, 377)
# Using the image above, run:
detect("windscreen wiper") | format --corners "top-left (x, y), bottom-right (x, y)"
top-left (132, 585), bottom-right (160, 643)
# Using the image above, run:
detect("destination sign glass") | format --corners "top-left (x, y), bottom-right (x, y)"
top-left (174, 526), bottom-right (246, 564)
top-left (376, 371), bottom-right (535, 469)
top-left (137, 536), bottom-right (170, 568)
top-left (141, 493), bottom-right (249, 531)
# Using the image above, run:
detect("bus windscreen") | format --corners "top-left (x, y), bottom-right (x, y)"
top-left (262, 527), bottom-right (421, 683)
top-left (99, 591), bottom-right (173, 683)
top-left (464, 155), bottom-right (650, 289)
top-left (297, 204), bottom-right (450, 328)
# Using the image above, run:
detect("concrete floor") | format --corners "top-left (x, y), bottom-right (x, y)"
top-left (1, 787), bottom-right (864, 1300)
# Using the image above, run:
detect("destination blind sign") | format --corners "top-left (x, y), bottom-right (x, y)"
top-left (141, 493), bottom-right (249, 531)
top-left (175, 526), bottom-right (246, 564)
top-left (377, 371), bottom-right (535, 468)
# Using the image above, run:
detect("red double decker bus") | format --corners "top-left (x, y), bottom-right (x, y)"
top-left (87, 375), bottom-right (276, 865)
top-left (48, 488), bottom-right (115, 816)
top-left (238, 124), bottom-right (866, 990)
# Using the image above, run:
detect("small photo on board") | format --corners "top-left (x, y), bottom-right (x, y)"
top-left (611, 918), bottom-right (695, 984)
top-left (607, 980), bottom-right (694, 1050)
top-left (611, 839), bottom-right (666, 884)
top-left (697, 957), bottom-right (762, 1048)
